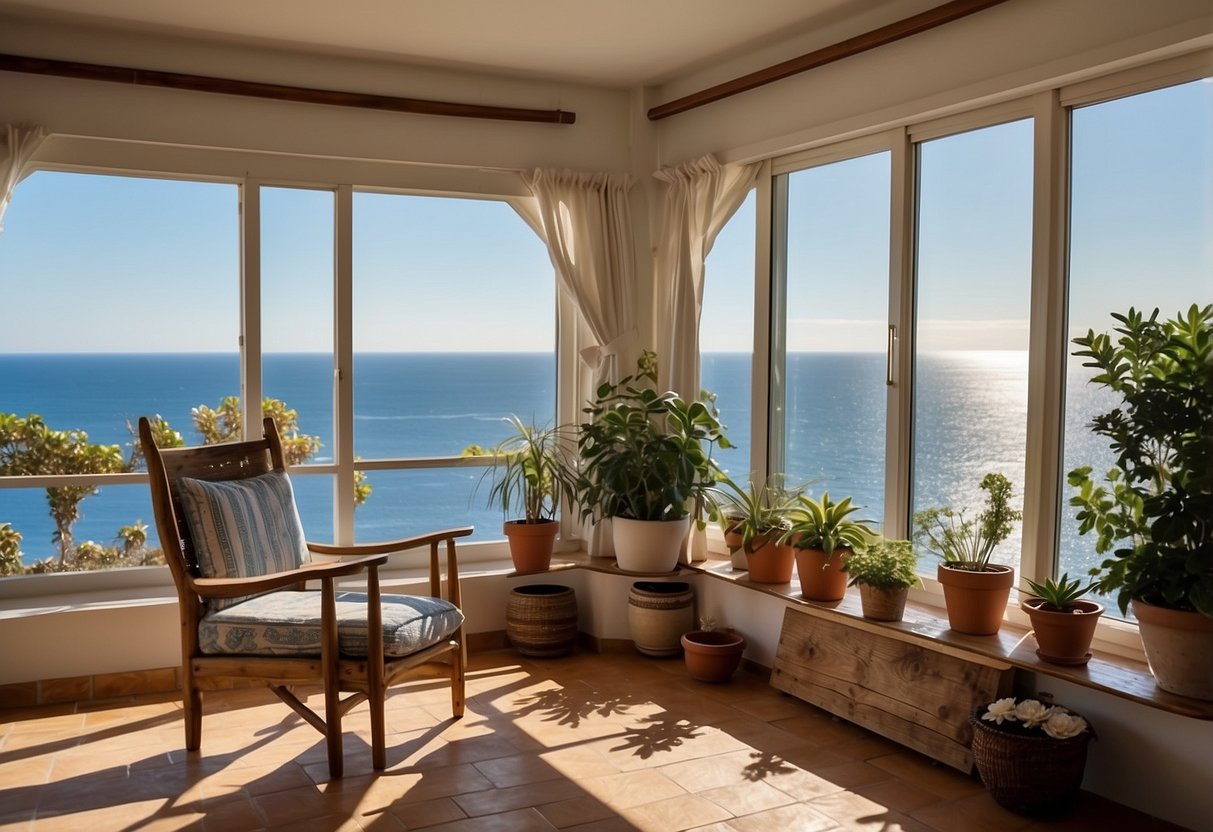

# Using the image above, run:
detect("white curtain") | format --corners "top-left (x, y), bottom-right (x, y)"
top-left (653, 154), bottom-right (760, 397)
top-left (0, 124), bottom-right (48, 234)
top-left (652, 154), bottom-right (759, 562)
top-left (519, 168), bottom-right (641, 557)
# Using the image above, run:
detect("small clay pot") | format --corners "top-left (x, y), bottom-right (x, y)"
top-left (795, 546), bottom-right (851, 602)
top-left (1022, 598), bottom-right (1103, 665)
top-left (503, 519), bottom-right (558, 574)
top-left (681, 630), bottom-right (746, 682)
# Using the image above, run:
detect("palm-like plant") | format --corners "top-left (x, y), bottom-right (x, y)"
top-left (705, 474), bottom-right (801, 554)
top-left (784, 492), bottom-right (875, 560)
top-left (480, 415), bottom-right (572, 523)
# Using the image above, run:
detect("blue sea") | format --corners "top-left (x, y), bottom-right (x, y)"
top-left (0, 352), bottom-right (1113, 581)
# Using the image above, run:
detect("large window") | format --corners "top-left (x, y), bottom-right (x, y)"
top-left (700, 190), bottom-right (756, 482)
top-left (352, 193), bottom-right (556, 541)
top-left (1061, 78), bottom-right (1213, 606)
top-left (910, 119), bottom-right (1033, 574)
top-left (0, 172), bottom-right (239, 573)
top-left (774, 151), bottom-right (891, 525)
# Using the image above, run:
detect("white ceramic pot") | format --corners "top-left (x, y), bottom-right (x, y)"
top-left (1133, 599), bottom-right (1213, 700)
top-left (612, 516), bottom-right (690, 573)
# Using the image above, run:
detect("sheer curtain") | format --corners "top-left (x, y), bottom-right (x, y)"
top-left (653, 154), bottom-right (759, 561)
top-left (518, 168), bottom-right (641, 556)
top-left (0, 124), bottom-right (47, 234)
top-left (653, 154), bottom-right (759, 397)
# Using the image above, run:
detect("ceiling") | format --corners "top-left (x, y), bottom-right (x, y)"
top-left (0, 0), bottom-right (932, 87)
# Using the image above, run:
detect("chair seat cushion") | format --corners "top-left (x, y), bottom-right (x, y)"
top-left (198, 591), bottom-right (464, 658)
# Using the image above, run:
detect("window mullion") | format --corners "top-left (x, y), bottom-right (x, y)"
top-left (240, 179), bottom-right (263, 440)
top-left (1020, 90), bottom-right (1070, 586)
top-left (885, 127), bottom-right (915, 540)
top-left (333, 184), bottom-right (355, 546)
top-left (762, 166), bottom-right (784, 485)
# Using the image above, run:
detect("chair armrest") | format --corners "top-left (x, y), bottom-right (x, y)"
top-left (191, 554), bottom-right (389, 599)
top-left (306, 527), bottom-right (474, 557)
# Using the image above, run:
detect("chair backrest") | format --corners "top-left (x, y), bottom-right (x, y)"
top-left (140, 416), bottom-right (288, 599)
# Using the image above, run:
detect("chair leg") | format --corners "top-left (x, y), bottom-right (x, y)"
top-left (451, 641), bottom-right (466, 719)
top-left (370, 684), bottom-right (386, 771)
top-left (321, 580), bottom-right (343, 779)
top-left (183, 680), bottom-right (202, 751)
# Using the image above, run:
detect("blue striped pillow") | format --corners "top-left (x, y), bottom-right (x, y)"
top-left (178, 470), bottom-right (309, 610)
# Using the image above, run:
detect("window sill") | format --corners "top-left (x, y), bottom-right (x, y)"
top-left (681, 553), bottom-right (1213, 721)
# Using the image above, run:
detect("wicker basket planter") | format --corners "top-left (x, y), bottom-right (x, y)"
top-left (969, 705), bottom-right (1093, 817)
top-left (506, 584), bottom-right (578, 657)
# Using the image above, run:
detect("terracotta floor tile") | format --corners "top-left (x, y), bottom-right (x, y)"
top-left (0, 651), bottom-right (1186, 832)
top-left (621, 793), bottom-right (734, 831)
top-left (386, 796), bottom-right (466, 829)
top-left (536, 795), bottom-right (617, 828)
top-left (699, 779), bottom-right (796, 816)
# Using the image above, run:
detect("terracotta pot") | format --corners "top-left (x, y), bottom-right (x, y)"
top-left (723, 524), bottom-right (748, 570)
top-left (1022, 598), bottom-right (1103, 666)
top-left (1133, 599), bottom-right (1213, 700)
top-left (795, 546), bottom-right (851, 602)
top-left (627, 581), bottom-right (695, 656)
top-left (745, 537), bottom-right (795, 584)
top-left (612, 516), bottom-right (690, 573)
top-left (503, 519), bottom-right (558, 574)
top-left (937, 563), bottom-right (1014, 635)
top-left (858, 584), bottom-right (908, 621)
top-left (681, 630), bottom-right (746, 682)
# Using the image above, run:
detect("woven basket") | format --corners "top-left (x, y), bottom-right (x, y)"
top-left (506, 584), bottom-right (578, 657)
top-left (969, 707), bottom-right (1093, 817)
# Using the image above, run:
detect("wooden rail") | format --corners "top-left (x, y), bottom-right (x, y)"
top-left (0, 52), bottom-right (576, 125)
top-left (647, 0), bottom-right (1011, 120)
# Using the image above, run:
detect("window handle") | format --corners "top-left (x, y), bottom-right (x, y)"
top-left (887, 324), bottom-right (897, 386)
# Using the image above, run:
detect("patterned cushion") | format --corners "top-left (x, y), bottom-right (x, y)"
top-left (178, 470), bottom-right (309, 610)
top-left (198, 591), bottom-right (464, 657)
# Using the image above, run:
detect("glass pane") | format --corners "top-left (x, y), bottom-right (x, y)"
top-left (781, 152), bottom-right (890, 524)
top-left (701, 190), bottom-right (755, 481)
top-left (911, 119), bottom-right (1033, 573)
top-left (0, 172), bottom-right (239, 571)
top-left (1062, 79), bottom-right (1213, 613)
top-left (291, 473), bottom-right (335, 543)
top-left (352, 195), bottom-right (556, 460)
top-left (261, 186), bottom-right (335, 464)
top-left (354, 468), bottom-right (500, 543)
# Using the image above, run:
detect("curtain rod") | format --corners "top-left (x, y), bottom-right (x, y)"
top-left (648, 0), bottom-right (1011, 121)
top-left (0, 52), bottom-right (576, 125)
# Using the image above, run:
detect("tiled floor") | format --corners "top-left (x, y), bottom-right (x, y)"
top-left (0, 650), bottom-right (1187, 831)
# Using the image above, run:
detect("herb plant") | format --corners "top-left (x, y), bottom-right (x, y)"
top-left (913, 473), bottom-right (1022, 570)
top-left (844, 537), bottom-right (920, 590)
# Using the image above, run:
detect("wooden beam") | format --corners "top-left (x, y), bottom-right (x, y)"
top-left (647, 0), bottom-right (1010, 121)
top-left (0, 52), bottom-right (576, 125)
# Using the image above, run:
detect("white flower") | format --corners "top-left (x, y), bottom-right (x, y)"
top-left (1042, 710), bottom-right (1088, 739)
top-left (1014, 699), bottom-right (1052, 728)
top-left (982, 697), bottom-right (1018, 725)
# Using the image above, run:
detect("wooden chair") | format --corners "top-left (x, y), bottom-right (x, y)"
top-left (140, 416), bottom-right (472, 778)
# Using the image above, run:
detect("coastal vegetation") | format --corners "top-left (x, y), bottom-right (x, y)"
top-left (0, 396), bottom-right (366, 575)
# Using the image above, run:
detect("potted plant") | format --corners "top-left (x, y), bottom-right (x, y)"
top-left (572, 350), bottom-right (730, 573)
top-left (479, 415), bottom-right (572, 574)
top-left (1020, 574), bottom-right (1103, 666)
top-left (914, 472), bottom-right (1022, 635)
top-left (1068, 304), bottom-right (1213, 699)
top-left (970, 696), bottom-right (1094, 817)
top-left (844, 536), bottom-right (919, 622)
top-left (784, 492), bottom-right (875, 599)
top-left (681, 617), bottom-right (746, 683)
top-left (705, 473), bottom-right (800, 572)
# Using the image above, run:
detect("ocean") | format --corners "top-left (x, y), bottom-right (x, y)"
top-left (0, 352), bottom-right (1114, 583)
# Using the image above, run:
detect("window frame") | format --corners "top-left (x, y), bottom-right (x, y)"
top-left (0, 148), bottom-right (570, 590)
top-left (744, 52), bottom-right (1213, 653)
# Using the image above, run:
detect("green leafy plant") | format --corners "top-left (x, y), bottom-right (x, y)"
top-left (705, 473), bottom-right (802, 554)
top-left (913, 473), bottom-right (1022, 571)
top-left (478, 415), bottom-right (572, 523)
top-left (1068, 304), bottom-right (1213, 617)
top-left (844, 536), bottom-right (919, 590)
top-left (1022, 573), bottom-right (1096, 612)
top-left (573, 350), bottom-right (730, 523)
top-left (783, 492), bottom-right (876, 561)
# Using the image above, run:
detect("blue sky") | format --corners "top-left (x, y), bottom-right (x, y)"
top-left (1, 79), bottom-right (1209, 354)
